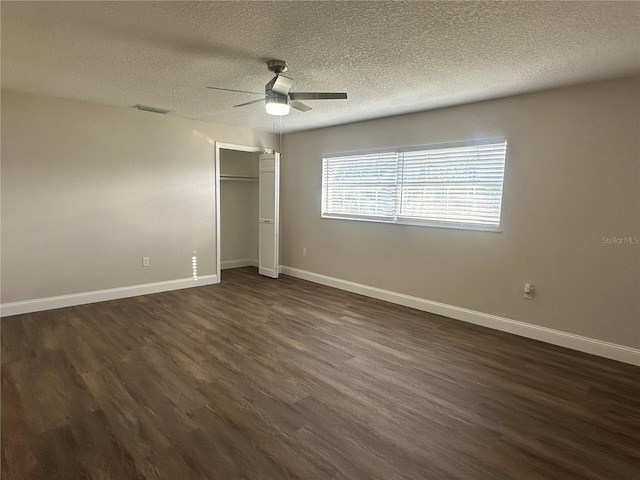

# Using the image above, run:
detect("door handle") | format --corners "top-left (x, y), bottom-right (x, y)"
top-left (260, 219), bottom-right (273, 224)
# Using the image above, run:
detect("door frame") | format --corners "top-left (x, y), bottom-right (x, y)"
top-left (214, 142), bottom-right (275, 281)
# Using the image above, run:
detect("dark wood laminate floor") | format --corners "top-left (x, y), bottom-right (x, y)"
top-left (2, 267), bottom-right (639, 480)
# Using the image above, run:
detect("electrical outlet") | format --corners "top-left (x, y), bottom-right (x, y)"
top-left (142, 256), bottom-right (150, 267)
top-left (302, 248), bottom-right (307, 256)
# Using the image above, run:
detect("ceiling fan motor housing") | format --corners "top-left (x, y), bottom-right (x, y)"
top-left (266, 90), bottom-right (288, 102)
top-left (266, 74), bottom-right (293, 97)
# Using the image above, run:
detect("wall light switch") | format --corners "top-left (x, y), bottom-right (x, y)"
top-left (142, 257), bottom-right (150, 267)
top-left (524, 283), bottom-right (534, 299)
top-left (302, 248), bottom-right (307, 256)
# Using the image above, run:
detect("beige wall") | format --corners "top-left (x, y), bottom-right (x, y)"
top-left (280, 77), bottom-right (640, 349)
top-left (220, 150), bottom-right (259, 264)
top-left (1, 89), bottom-right (274, 303)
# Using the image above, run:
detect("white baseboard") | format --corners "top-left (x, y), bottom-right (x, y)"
top-left (221, 258), bottom-right (258, 270)
top-left (279, 266), bottom-right (640, 366)
top-left (0, 274), bottom-right (219, 318)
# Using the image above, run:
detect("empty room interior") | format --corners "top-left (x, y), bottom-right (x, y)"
top-left (1, 2), bottom-right (639, 479)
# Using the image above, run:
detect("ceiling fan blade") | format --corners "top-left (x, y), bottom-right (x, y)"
top-left (270, 75), bottom-right (293, 95)
top-left (290, 100), bottom-right (312, 112)
top-left (207, 86), bottom-right (263, 95)
top-left (289, 92), bottom-right (348, 100)
top-left (233, 98), bottom-right (266, 108)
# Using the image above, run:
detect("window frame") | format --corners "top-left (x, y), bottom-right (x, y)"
top-left (321, 138), bottom-right (507, 233)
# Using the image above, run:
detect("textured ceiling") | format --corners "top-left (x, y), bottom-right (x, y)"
top-left (2, 1), bottom-right (639, 133)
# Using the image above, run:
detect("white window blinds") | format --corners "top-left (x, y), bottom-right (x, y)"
top-left (322, 140), bottom-right (507, 231)
top-left (322, 152), bottom-right (398, 220)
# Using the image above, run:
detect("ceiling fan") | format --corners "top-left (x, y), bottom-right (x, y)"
top-left (206, 60), bottom-right (347, 116)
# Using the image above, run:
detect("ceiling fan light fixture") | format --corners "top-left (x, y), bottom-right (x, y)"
top-left (265, 96), bottom-right (290, 116)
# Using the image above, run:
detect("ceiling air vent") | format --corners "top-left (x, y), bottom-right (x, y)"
top-left (134, 104), bottom-right (170, 114)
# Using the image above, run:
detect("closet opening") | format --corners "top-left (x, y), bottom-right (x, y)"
top-left (215, 143), bottom-right (279, 282)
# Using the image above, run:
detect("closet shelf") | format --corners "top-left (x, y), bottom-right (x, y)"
top-left (220, 174), bottom-right (258, 182)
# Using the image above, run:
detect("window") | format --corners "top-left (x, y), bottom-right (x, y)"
top-left (321, 139), bottom-right (507, 231)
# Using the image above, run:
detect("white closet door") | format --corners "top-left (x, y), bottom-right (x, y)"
top-left (258, 153), bottom-right (279, 278)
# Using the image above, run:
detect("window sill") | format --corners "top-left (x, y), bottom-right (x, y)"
top-left (320, 214), bottom-right (502, 233)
